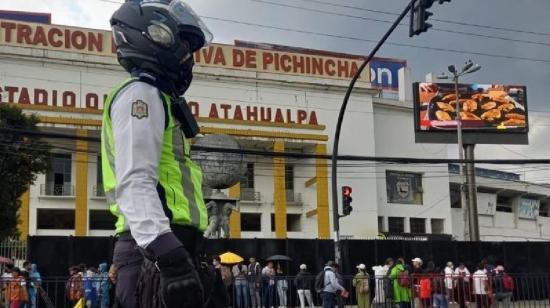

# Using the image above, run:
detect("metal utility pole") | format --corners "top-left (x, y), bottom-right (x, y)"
top-left (439, 60), bottom-right (481, 241)
top-left (452, 73), bottom-right (469, 241)
top-left (465, 144), bottom-right (480, 241)
top-left (331, 0), bottom-right (453, 265)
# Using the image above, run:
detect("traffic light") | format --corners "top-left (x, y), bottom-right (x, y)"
top-left (409, 0), bottom-right (451, 37)
top-left (410, 0), bottom-right (433, 37)
top-left (342, 186), bottom-right (353, 216)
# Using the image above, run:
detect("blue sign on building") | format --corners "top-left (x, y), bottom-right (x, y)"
top-left (370, 58), bottom-right (407, 91)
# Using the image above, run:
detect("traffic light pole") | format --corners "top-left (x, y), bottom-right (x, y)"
top-left (331, 0), bottom-right (415, 265)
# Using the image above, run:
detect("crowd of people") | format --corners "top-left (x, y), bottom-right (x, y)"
top-left (214, 256), bottom-right (324, 308)
top-left (0, 262), bottom-right (41, 308)
top-left (64, 263), bottom-right (114, 308)
top-left (0, 261), bottom-right (115, 308)
top-left (369, 257), bottom-right (515, 308)
top-left (213, 256), bottom-right (516, 308)
top-left (0, 256), bottom-right (518, 308)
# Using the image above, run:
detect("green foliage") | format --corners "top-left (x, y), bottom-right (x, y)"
top-left (0, 104), bottom-right (50, 239)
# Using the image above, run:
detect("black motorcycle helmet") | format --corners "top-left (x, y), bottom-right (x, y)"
top-left (111, 0), bottom-right (213, 94)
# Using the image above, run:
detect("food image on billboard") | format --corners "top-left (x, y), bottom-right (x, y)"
top-left (415, 83), bottom-right (528, 133)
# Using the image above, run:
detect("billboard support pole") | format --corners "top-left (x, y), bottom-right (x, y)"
top-left (331, 0), bottom-right (415, 266)
top-left (453, 77), bottom-right (470, 241)
top-left (465, 144), bottom-right (480, 241)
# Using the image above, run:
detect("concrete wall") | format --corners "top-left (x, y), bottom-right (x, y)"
top-left (373, 103), bottom-right (453, 236)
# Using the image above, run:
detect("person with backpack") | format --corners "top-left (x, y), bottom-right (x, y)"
top-left (389, 258), bottom-right (411, 308)
top-left (494, 265), bottom-right (513, 308)
top-left (352, 264), bottom-right (370, 308)
top-left (333, 264), bottom-right (346, 308)
top-left (315, 261), bottom-right (346, 308)
top-left (247, 257), bottom-right (262, 308)
top-left (295, 264), bottom-right (314, 308)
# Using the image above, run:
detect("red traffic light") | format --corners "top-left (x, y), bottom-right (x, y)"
top-left (342, 186), bottom-right (352, 196)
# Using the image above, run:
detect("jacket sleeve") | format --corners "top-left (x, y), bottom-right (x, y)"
top-left (389, 266), bottom-right (398, 279)
top-left (328, 272), bottom-right (345, 291)
top-left (110, 81), bottom-right (172, 249)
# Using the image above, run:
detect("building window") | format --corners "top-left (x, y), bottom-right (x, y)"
top-left (496, 195), bottom-right (513, 213)
top-left (37, 209), bottom-right (75, 229)
top-left (89, 210), bottom-right (116, 230)
top-left (285, 164), bottom-right (294, 190)
top-left (97, 156), bottom-right (103, 186)
top-left (540, 202), bottom-right (549, 217)
top-left (388, 217), bottom-right (404, 233)
top-left (450, 183), bottom-right (462, 208)
top-left (287, 214), bottom-right (301, 232)
top-left (378, 216), bottom-right (385, 232)
top-left (386, 171), bottom-right (423, 204)
top-left (44, 154), bottom-right (72, 196)
top-left (241, 213), bottom-right (261, 232)
top-left (95, 156), bottom-right (105, 197)
top-left (270, 213), bottom-right (302, 232)
top-left (431, 219), bottom-right (444, 234)
top-left (240, 163), bottom-right (255, 189)
top-left (410, 218), bottom-right (426, 234)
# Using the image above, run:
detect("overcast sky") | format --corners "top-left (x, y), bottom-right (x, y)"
top-left (2, 0), bottom-right (550, 181)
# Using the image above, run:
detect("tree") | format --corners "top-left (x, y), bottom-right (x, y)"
top-left (0, 104), bottom-right (50, 239)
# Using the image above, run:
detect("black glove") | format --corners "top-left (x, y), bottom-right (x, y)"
top-left (156, 245), bottom-right (204, 308)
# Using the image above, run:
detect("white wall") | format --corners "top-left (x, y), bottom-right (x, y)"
top-left (453, 199), bottom-right (550, 241)
top-left (373, 103), bottom-right (452, 235)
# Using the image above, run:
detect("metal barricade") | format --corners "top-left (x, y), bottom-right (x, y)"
top-left (1, 273), bottom-right (549, 307)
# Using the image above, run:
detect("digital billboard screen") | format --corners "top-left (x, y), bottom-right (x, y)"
top-left (414, 82), bottom-right (528, 133)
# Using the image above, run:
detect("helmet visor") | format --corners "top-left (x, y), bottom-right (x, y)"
top-left (141, 0), bottom-right (213, 48)
top-left (168, 0), bottom-right (213, 47)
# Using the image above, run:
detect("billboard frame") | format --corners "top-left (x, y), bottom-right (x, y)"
top-left (413, 82), bottom-right (529, 145)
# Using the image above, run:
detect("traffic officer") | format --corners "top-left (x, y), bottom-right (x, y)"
top-left (101, 1), bottom-right (213, 307)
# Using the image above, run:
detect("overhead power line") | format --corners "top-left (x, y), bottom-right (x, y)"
top-left (291, 0), bottom-right (550, 38)
top-left (3, 127), bottom-right (550, 165)
top-left (97, 0), bottom-right (550, 38)
top-left (91, 0), bottom-right (550, 63)
top-left (201, 16), bottom-right (550, 64)
top-left (251, 0), bottom-right (550, 47)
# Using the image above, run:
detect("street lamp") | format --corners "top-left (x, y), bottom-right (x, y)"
top-left (438, 60), bottom-right (482, 241)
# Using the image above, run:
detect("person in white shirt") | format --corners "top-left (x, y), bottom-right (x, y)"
top-left (372, 258), bottom-right (394, 306)
top-left (472, 264), bottom-right (490, 308)
top-left (444, 262), bottom-right (456, 303)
